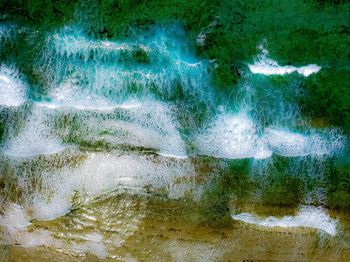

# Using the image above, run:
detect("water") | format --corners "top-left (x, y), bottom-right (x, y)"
top-left (232, 205), bottom-right (337, 235)
top-left (0, 65), bottom-right (27, 107)
top-left (0, 8), bottom-right (349, 261)
top-left (248, 46), bottom-right (321, 77)
top-left (2, 197), bottom-right (350, 261)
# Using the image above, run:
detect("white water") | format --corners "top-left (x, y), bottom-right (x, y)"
top-left (194, 43), bottom-right (344, 160)
top-left (263, 128), bottom-right (345, 157)
top-left (56, 100), bottom-right (187, 156)
top-left (0, 204), bottom-right (31, 229)
top-left (3, 106), bottom-right (67, 157)
top-left (196, 111), bottom-right (344, 160)
top-left (0, 150), bottom-right (195, 258)
top-left (249, 61), bottom-right (321, 77)
top-left (248, 47), bottom-right (321, 77)
top-left (45, 77), bottom-right (121, 111)
top-left (11, 152), bottom-right (194, 221)
top-left (40, 25), bottom-right (211, 106)
top-left (195, 112), bottom-right (272, 159)
top-left (0, 65), bottom-right (27, 107)
top-left (36, 98), bottom-right (143, 112)
top-left (0, 204), bottom-right (108, 258)
top-left (232, 206), bottom-right (337, 235)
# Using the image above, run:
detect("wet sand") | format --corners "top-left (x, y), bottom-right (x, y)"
top-left (2, 195), bottom-right (350, 261)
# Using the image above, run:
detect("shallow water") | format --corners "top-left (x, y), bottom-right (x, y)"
top-left (2, 194), bottom-right (350, 261)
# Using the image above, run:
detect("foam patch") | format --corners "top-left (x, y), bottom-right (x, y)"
top-left (3, 105), bottom-right (67, 157)
top-left (232, 206), bottom-right (337, 235)
top-left (195, 111), bottom-right (344, 160)
top-left (248, 47), bottom-right (321, 77)
top-left (195, 112), bottom-right (272, 159)
top-left (0, 65), bottom-right (27, 107)
top-left (40, 25), bottom-right (211, 106)
top-left (14, 152), bottom-right (195, 221)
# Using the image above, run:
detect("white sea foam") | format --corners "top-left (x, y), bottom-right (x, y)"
top-left (263, 128), bottom-right (345, 157)
top-left (3, 106), bottom-right (66, 157)
top-left (33, 99), bottom-right (186, 157)
top-left (195, 112), bottom-right (272, 159)
top-left (36, 99), bottom-right (142, 112)
top-left (31, 25), bottom-right (210, 160)
top-left (0, 204), bottom-right (31, 229)
top-left (0, 204), bottom-right (106, 258)
top-left (73, 233), bottom-right (108, 259)
top-left (40, 25), bottom-right (211, 106)
top-left (263, 129), bottom-right (309, 156)
top-left (195, 111), bottom-right (344, 160)
top-left (51, 29), bottom-right (136, 58)
top-left (0, 65), bottom-right (27, 107)
top-left (2, 227), bottom-right (64, 249)
top-left (157, 152), bottom-right (189, 159)
top-left (0, 204), bottom-right (57, 249)
top-left (248, 48), bottom-right (321, 77)
top-left (249, 61), bottom-right (321, 77)
top-left (29, 25), bottom-right (210, 158)
top-left (66, 100), bottom-right (187, 156)
top-left (232, 206), bottom-right (337, 235)
top-left (46, 78), bottom-right (120, 111)
top-left (23, 152), bottom-right (194, 220)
